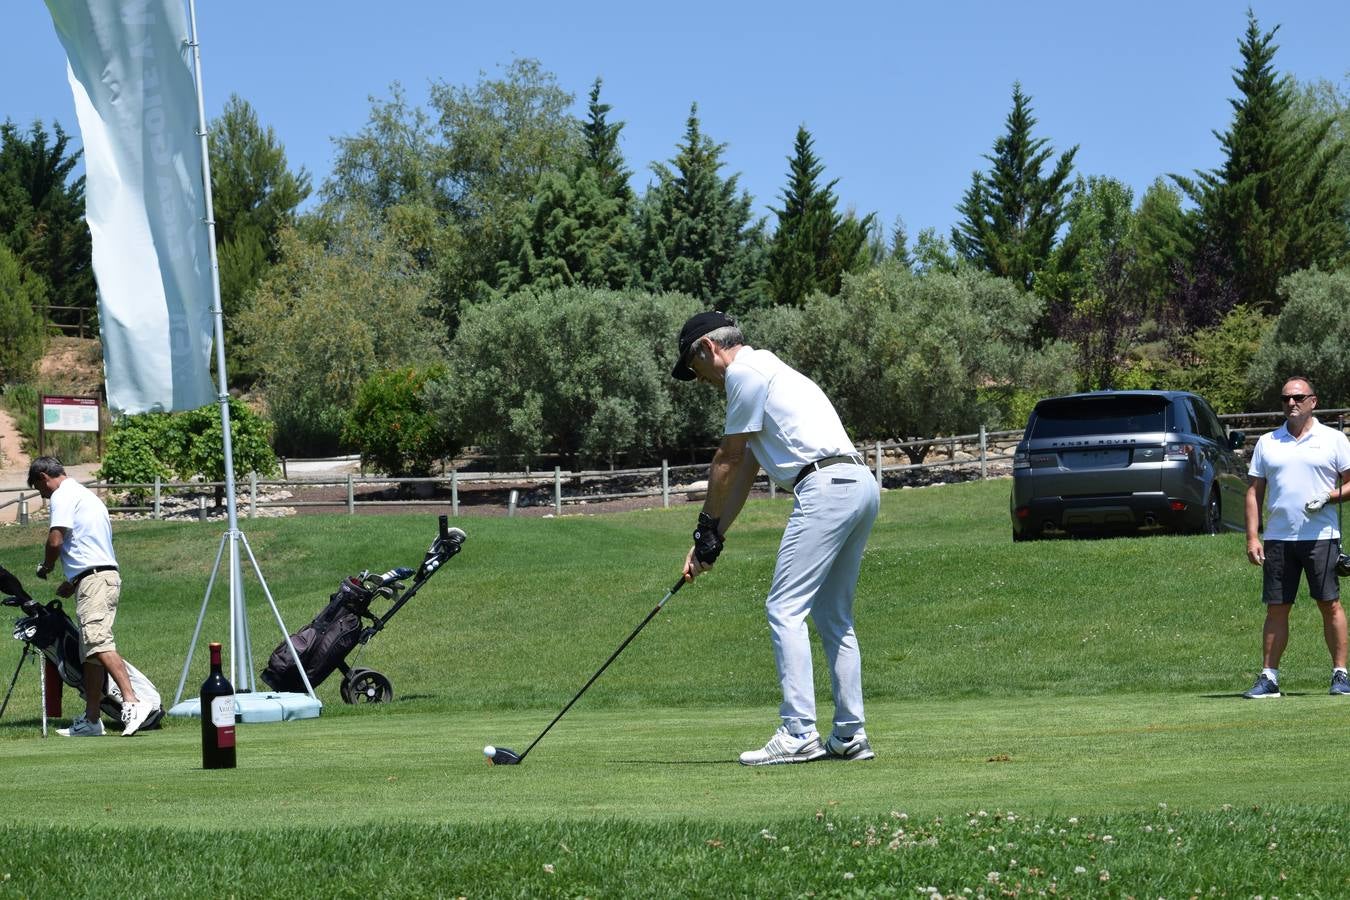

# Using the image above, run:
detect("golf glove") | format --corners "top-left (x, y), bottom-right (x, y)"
top-left (1306, 491), bottom-right (1333, 513)
top-left (692, 512), bottom-right (724, 565)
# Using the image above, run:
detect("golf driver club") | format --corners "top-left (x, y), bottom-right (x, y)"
top-left (485, 575), bottom-right (687, 766)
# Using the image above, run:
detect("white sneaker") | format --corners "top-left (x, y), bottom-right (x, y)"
top-left (120, 700), bottom-right (153, 736)
top-left (824, 729), bottom-right (876, 761)
top-left (57, 713), bottom-right (105, 737)
top-left (739, 726), bottom-right (826, 766)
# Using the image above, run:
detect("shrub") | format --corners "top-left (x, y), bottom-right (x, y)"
top-left (99, 399), bottom-right (278, 504)
top-left (0, 245), bottom-right (47, 384)
top-left (342, 365), bottom-right (457, 476)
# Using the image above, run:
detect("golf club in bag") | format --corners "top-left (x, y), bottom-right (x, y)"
top-left (0, 565), bottom-right (164, 729)
top-left (485, 575), bottom-right (686, 766)
top-left (261, 516), bottom-right (466, 703)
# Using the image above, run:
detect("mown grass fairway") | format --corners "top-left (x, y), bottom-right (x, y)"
top-left (2, 479), bottom-right (1348, 897)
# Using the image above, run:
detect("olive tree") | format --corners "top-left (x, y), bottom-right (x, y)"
top-left (1248, 268), bottom-right (1350, 407)
top-left (431, 286), bottom-right (720, 466)
top-left (765, 263), bottom-right (1074, 459)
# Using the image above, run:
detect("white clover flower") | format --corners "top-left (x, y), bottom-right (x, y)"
top-left (543, 864), bottom-right (555, 874)
top-left (842, 872), bottom-right (854, 880)
top-left (1068, 817), bottom-right (1079, 825)
top-left (1102, 834), bottom-right (1114, 843)
top-left (986, 871), bottom-right (1000, 883)
top-left (1098, 870), bottom-right (1110, 882)
top-left (1074, 866), bottom-right (1087, 874)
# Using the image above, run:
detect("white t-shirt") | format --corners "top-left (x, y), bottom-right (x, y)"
top-left (47, 478), bottom-right (117, 579)
top-left (1249, 418), bottom-right (1350, 541)
top-left (723, 347), bottom-right (857, 488)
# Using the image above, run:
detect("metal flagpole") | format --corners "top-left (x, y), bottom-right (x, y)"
top-left (168, 0), bottom-right (319, 717)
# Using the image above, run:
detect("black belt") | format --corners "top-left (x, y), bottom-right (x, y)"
top-left (794, 454), bottom-right (866, 488)
top-left (72, 565), bottom-right (118, 585)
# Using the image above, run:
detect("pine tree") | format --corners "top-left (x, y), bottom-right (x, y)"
top-left (1172, 12), bottom-right (1350, 311)
top-left (635, 104), bottom-right (764, 307)
top-left (762, 126), bottom-right (875, 305)
top-left (497, 79), bottom-right (636, 293)
top-left (581, 78), bottom-right (633, 207)
top-left (951, 84), bottom-right (1077, 291)
top-left (0, 119), bottom-right (94, 330)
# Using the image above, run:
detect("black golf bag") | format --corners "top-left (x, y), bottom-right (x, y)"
top-left (261, 516), bottom-right (466, 704)
top-left (0, 565), bottom-right (164, 729)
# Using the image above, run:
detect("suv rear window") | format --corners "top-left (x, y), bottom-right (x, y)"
top-left (1029, 395), bottom-right (1169, 439)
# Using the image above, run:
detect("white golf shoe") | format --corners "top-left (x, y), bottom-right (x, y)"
top-left (739, 726), bottom-right (826, 766)
top-left (824, 729), bottom-right (876, 761)
top-left (120, 700), bottom-right (153, 736)
top-left (57, 713), bottom-right (105, 737)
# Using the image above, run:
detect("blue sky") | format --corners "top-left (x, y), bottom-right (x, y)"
top-left (4, 1), bottom-right (1348, 242)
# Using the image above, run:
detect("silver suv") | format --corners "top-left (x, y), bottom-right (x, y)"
top-left (1010, 390), bottom-right (1247, 541)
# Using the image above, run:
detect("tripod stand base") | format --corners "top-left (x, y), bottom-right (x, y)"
top-left (168, 691), bottom-right (322, 723)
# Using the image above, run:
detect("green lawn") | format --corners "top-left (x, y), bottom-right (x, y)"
top-left (1, 479), bottom-right (1347, 897)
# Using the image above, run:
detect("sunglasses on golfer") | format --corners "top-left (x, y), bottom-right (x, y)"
top-left (1281, 393), bottom-right (1313, 403)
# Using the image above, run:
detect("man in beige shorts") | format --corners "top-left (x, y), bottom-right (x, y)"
top-left (29, 456), bottom-right (153, 736)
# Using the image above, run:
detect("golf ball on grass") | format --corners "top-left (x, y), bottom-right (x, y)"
top-left (484, 745), bottom-right (495, 760)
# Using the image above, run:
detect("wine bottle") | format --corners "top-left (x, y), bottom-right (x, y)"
top-left (201, 641), bottom-right (236, 769)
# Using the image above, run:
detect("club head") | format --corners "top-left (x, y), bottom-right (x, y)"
top-left (484, 745), bottom-right (522, 766)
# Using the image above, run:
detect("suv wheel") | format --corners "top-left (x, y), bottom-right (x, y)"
top-left (1199, 489), bottom-right (1221, 535)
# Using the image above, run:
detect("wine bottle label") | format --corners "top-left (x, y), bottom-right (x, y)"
top-left (210, 695), bottom-right (236, 748)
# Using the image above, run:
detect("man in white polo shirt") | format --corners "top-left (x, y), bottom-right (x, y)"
top-left (1243, 376), bottom-right (1350, 698)
top-left (673, 311), bottom-right (881, 765)
top-left (28, 456), bottom-right (154, 735)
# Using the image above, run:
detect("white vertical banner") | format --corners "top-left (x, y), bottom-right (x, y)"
top-left (45, 0), bottom-right (215, 414)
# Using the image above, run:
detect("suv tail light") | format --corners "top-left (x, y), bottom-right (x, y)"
top-left (1165, 442), bottom-right (1195, 461)
top-left (1013, 447), bottom-right (1030, 470)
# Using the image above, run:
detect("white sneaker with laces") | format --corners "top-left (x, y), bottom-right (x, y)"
top-left (57, 713), bottom-right (105, 737)
top-left (120, 700), bottom-right (152, 736)
top-left (824, 729), bottom-right (876, 761)
top-left (738, 726), bottom-right (826, 766)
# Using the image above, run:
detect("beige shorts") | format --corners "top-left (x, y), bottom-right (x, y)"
top-left (75, 571), bottom-right (122, 660)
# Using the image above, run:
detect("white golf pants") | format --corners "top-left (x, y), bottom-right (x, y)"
top-left (767, 463), bottom-right (879, 737)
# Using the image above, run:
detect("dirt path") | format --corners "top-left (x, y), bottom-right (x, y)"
top-left (0, 406), bottom-right (28, 479)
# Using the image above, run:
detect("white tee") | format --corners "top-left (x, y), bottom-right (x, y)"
top-left (723, 347), bottom-right (857, 488)
top-left (1249, 417), bottom-right (1350, 541)
top-left (47, 478), bottom-right (118, 579)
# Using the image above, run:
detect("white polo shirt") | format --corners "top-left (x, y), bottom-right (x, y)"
top-left (723, 347), bottom-right (857, 489)
top-left (1249, 417), bottom-right (1350, 541)
top-left (47, 478), bottom-right (118, 580)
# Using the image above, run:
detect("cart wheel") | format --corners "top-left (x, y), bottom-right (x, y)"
top-left (342, 668), bottom-right (393, 704)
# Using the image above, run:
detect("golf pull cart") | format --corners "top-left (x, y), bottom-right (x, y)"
top-left (0, 565), bottom-right (164, 730)
top-left (261, 516), bottom-right (466, 704)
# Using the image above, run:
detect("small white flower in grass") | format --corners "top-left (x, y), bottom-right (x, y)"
top-left (1102, 835), bottom-right (1114, 843)
top-left (1098, 870), bottom-right (1109, 882)
top-left (978, 809), bottom-right (988, 817)
top-left (1144, 825), bottom-right (1154, 833)
top-left (930, 893), bottom-right (943, 900)
top-left (1074, 866), bottom-right (1087, 875)
top-left (1268, 842), bottom-right (1278, 850)
top-left (760, 829), bottom-right (776, 843)
top-left (986, 871), bottom-right (1001, 884)
top-left (842, 872), bottom-right (854, 880)
top-left (892, 811), bottom-right (908, 820)
top-left (1068, 817), bottom-right (1079, 825)
top-left (542, 864), bottom-right (555, 875)
top-left (1159, 802), bottom-right (1168, 809)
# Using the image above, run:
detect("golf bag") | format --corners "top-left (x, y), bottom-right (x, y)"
top-left (0, 565), bottom-right (164, 729)
top-left (261, 516), bottom-right (466, 704)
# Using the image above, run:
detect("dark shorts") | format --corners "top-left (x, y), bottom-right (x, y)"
top-left (1262, 539), bottom-right (1340, 604)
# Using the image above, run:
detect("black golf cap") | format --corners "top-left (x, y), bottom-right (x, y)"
top-left (672, 311), bottom-right (736, 381)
